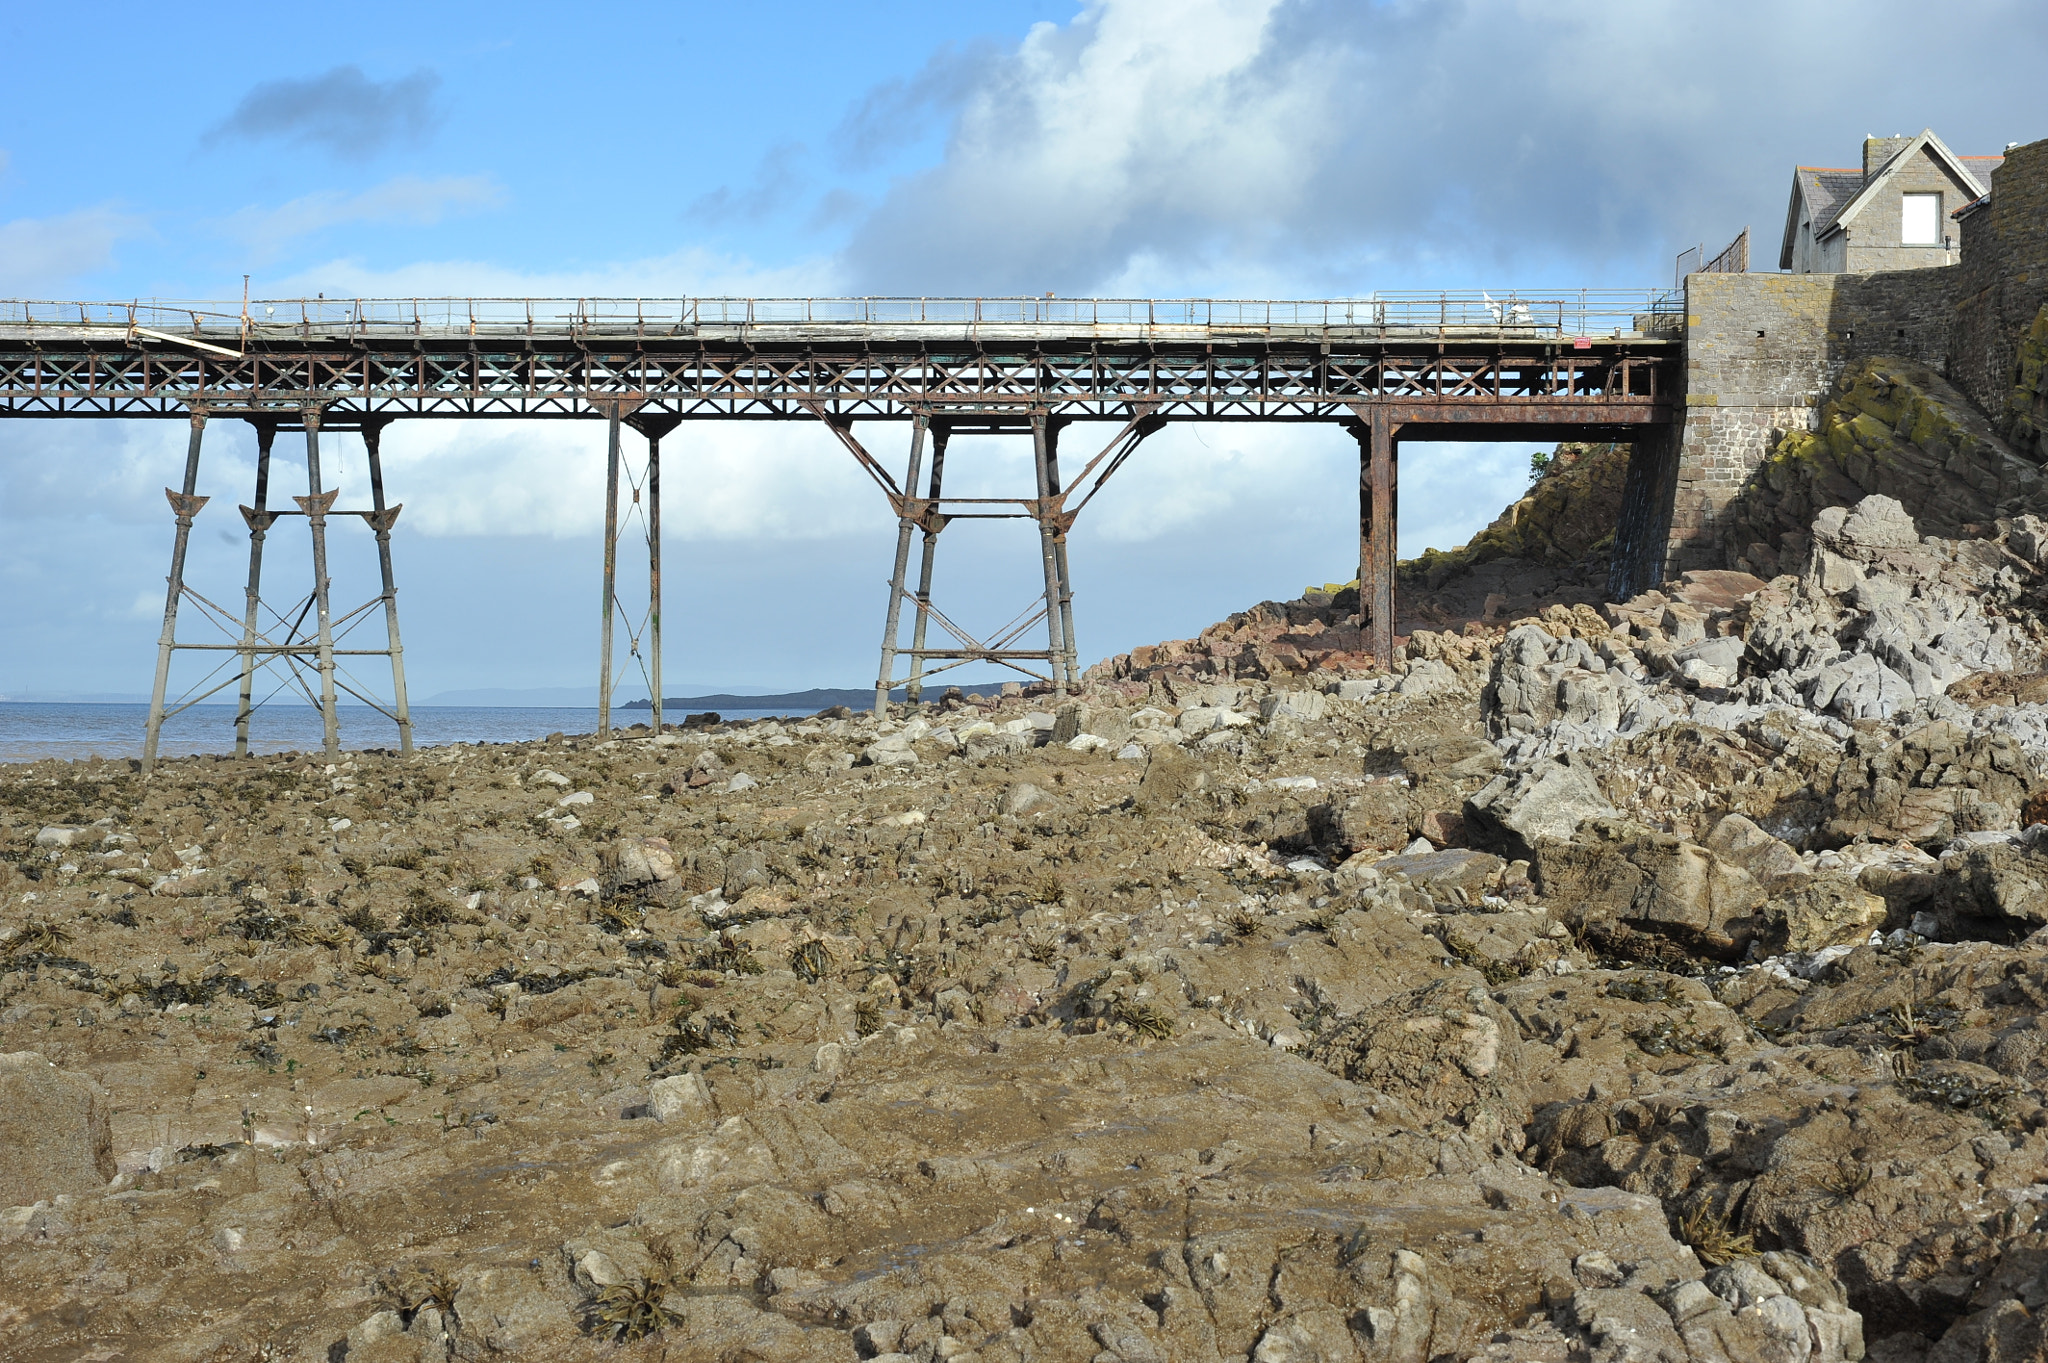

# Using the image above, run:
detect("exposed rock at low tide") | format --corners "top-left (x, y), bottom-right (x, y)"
top-left (22, 372), bottom-right (2048, 1358)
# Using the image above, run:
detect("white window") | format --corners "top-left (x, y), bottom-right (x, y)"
top-left (1902, 193), bottom-right (1941, 245)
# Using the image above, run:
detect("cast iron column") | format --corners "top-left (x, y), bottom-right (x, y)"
top-left (873, 414), bottom-right (929, 716)
top-left (598, 405), bottom-right (622, 737)
top-left (1031, 413), bottom-right (1070, 690)
top-left (299, 411), bottom-right (342, 761)
top-left (647, 424), bottom-right (663, 736)
top-left (362, 419), bottom-right (413, 755)
top-left (233, 420), bottom-right (278, 758)
top-left (905, 423), bottom-right (950, 703)
top-left (1358, 405), bottom-right (1399, 668)
top-left (1043, 420), bottom-right (1080, 689)
top-left (142, 409), bottom-right (209, 774)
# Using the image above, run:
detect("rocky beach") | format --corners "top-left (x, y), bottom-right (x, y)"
top-left (15, 354), bottom-right (2048, 1362)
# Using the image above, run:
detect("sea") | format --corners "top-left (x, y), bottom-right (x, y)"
top-left (0, 702), bottom-right (809, 765)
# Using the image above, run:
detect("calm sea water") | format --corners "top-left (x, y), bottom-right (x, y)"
top-left (0, 702), bottom-right (805, 765)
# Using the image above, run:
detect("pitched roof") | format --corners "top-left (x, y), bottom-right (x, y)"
top-left (1780, 135), bottom-right (2007, 269)
top-left (1818, 130), bottom-right (1992, 241)
top-left (1780, 167), bottom-right (1864, 267)
top-left (1800, 168), bottom-right (1866, 235)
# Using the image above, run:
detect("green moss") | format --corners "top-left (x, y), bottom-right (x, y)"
top-left (2008, 303), bottom-right (2048, 461)
top-left (1378, 441), bottom-right (1630, 587)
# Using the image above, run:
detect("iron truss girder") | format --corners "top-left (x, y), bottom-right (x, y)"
top-left (0, 337), bottom-right (1677, 422)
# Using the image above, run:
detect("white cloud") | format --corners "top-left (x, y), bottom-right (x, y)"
top-left (262, 243), bottom-right (838, 302)
top-left (370, 419), bottom-right (893, 542)
top-left (844, 0), bottom-right (1342, 294)
top-left (215, 174), bottom-right (507, 261)
top-left (0, 207), bottom-right (149, 296)
top-left (838, 0), bottom-right (2048, 296)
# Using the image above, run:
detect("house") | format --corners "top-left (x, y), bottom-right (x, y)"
top-left (1779, 129), bottom-right (2004, 273)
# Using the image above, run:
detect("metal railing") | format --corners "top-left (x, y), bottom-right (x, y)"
top-left (0, 290), bottom-right (1684, 344)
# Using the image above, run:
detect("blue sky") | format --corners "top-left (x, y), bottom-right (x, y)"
top-left (2, 0), bottom-right (2044, 707)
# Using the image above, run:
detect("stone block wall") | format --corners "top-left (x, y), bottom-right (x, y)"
top-left (1951, 138), bottom-right (2048, 420)
top-left (1655, 136), bottom-right (2047, 580)
top-left (1664, 275), bottom-right (1837, 574)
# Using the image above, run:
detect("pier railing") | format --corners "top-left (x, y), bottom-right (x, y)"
top-left (0, 290), bottom-right (1683, 343)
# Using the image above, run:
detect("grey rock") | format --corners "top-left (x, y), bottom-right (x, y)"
top-left (1465, 755), bottom-right (1617, 862)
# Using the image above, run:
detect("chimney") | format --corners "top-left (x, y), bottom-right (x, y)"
top-left (1864, 135), bottom-right (1914, 179)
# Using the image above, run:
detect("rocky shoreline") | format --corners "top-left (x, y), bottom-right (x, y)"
top-left (16, 362), bottom-right (2048, 1358)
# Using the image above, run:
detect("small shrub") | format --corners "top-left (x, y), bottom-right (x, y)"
top-left (1110, 997), bottom-right (1175, 1040)
top-left (1677, 1202), bottom-right (1754, 1267)
top-left (789, 939), bottom-right (833, 984)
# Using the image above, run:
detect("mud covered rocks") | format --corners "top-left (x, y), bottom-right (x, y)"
top-left (0, 1051), bottom-right (114, 1206)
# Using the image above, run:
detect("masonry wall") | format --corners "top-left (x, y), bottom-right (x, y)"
top-left (1665, 275), bottom-right (1837, 575)
top-left (1657, 136), bottom-right (2048, 580)
top-left (1950, 138), bottom-right (2048, 420)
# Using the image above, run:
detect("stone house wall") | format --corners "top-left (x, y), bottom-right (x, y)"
top-left (1838, 142), bottom-right (1979, 272)
top-left (1650, 137), bottom-right (2048, 581)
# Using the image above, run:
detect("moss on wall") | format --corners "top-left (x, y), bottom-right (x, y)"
top-left (1719, 355), bottom-right (2043, 575)
top-left (2007, 302), bottom-right (2048, 464)
top-left (1305, 443), bottom-right (1631, 597)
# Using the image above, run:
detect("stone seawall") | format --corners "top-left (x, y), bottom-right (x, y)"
top-left (1657, 136), bottom-right (2048, 580)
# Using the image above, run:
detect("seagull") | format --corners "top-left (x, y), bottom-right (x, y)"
top-left (1481, 291), bottom-right (1503, 324)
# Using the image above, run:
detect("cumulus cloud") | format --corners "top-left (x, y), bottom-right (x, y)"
top-left (0, 207), bottom-right (149, 296)
top-left (205, 66), bottom-right (442, 161)
top-left (262, 243), bottom-right (838, 302)
top-left (365, 419), bottom-right (892, 543)
top-left (214, 174), bottom-right (507, 261)
top-left (831, 41), bottom-right (1001, 170)
top-left (835, 0), bottom-right (2048, 296)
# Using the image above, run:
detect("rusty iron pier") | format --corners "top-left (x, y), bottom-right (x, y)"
top-left (0, 293), bottom-right (1680, 761)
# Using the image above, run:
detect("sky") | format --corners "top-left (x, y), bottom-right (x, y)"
top-left (1, 0), bottom-right (2043, 710)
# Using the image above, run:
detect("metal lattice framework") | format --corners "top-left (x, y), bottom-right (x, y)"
top-left (0, 292), bottom-right (1679, 420)
top-left (0, 295), bottom-right (1683, 755)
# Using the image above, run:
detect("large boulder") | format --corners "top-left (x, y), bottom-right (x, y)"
top-left (601, 835), bottom-right (681, 901)
top-left (1534, 819), bottom-right (1767, 962)
top-left (1465, 753), bottom-right (1616, 863)
top-left (1824, 721), bottom-right (2044, 848)
top-left (1931, 840), bottom-right (2048, 941)
top-left (1308, 782), bottom-right (1418, 857)
top-left (0, 1052), bottom-right (114, 1206)
top-left (1305, 978), bottom-right (1531, 1143)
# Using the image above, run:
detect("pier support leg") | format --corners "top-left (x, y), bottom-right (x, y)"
top-left (299, 412), bottom-right (341, 762)
top-left (1358, 407), bottom-right (1399, 668)
top-left (874, 414), bottom-right (930, 716)
top-left (143, 410), bottom-right (209, 774)
top-left (1031, 414), bottom-right (1070, 691)
top-left (905, 424), bottom-right (950, 703)
top-left (233, 420), bottom-right (277, 758)
top-left (598, 406), bottom-right (622, 737)
top-left (647, 427), bottom-right (663, 736)
top-left (1044, 425), bottom-right (1080, 690)
top-left (363, 419), bottom-right (413, 755)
